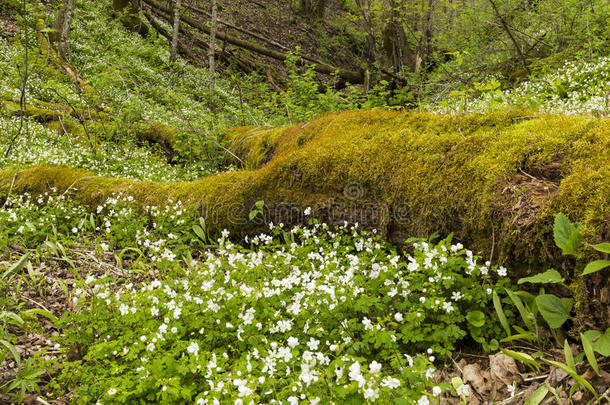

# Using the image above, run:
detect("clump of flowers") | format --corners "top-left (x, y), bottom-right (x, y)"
top-left (33, 197), bottom-right (511, 403)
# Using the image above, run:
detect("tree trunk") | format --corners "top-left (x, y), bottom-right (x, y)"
top-left (487, 0), bottom-right (531, 75)
top-left (113, 0), bottom-right (148, 36)
top-left (209, 0), bottom-right (217, 97)
top-left (52, 0), bottom-right (76, 59)
top-left (300, 0), bottom-right (313, 14)
top-left (169, 0), bottom-right (182, 62)
top-left (313, 0), bottom-right (327, 19)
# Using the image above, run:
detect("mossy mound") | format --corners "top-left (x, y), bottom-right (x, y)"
top-left (135, 122), bottom-right (177, 162)
top-left (2, 109), bottom-right (609, 317)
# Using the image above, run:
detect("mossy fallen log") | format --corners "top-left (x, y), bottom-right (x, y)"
top-left (1, 110), bottom-right (609, 320)
top-left (0, 99), bottom-right (109, 122)
top-left (1, 98), bottom-right (177, 160)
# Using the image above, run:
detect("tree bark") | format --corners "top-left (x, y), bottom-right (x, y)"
top-left (209, 0), bottom-right (217, 96)
top-left (169, 0), bottom-right (182, 62)
top-left (52, 0), bottom-right (76, 59)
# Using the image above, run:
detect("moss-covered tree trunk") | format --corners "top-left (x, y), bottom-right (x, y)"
top-left (112, 0), bottom-right (148, 36)
top-left (2, 110), bottom-right (609, 325)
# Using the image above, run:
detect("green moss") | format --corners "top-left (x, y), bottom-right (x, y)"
top-left (135, 122), bottom-right (176, 161)
top-left (1, 100), bottom-right (64, 122)
top-left (3, 110), bottom-right (610, 280)
top-left (1, 98), bottom-right (109, 123)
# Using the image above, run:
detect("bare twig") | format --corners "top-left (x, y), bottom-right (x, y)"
top-left (486, 0), bottom-right (531, 76)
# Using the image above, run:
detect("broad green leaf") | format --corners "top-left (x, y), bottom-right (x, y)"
top-left (553, 213), bottom-right (581, 255)
top-left (3, 102), bottom-right (20, 113)
top-left (0, 311), bottom-right (24, 326)
top-left (466, 310), bottom-right (485, 328)
top-left (249, 210), bottom-right (258, 220)
top-left (451, 376), bottom-right (464, 391)
top-left (524, 385), bottom-right (549, 405)
top-left (518, 269), bottom-right (564, 285)
top-left (583, 329), bottom-right (610, 356)
top-left (501, 349), bottom-right (542, 371)
top-left (592, 243), bottom-right (610, 254)
top-left (563, 339), bottom-right (575, 371)
top-left (582, 260), bottom-right (610, 276)
top-left (493, 290), bottom-right (511, 337)
top-left (255, 200), bottom-right (264, 209)
top-left (192, 225), bottom-right (207, 242)
top-left (543, 359), bottom-right (597, 398)
top-left (581, 333), bottom-right (599, 375)
top-left (535, 294), bottom-right (572, 329)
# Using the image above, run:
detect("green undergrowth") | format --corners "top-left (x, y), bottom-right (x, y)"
top-left (1, 110), bottom-right (609, 275)
top-left (0, 0), bottom-right (279, 175)
top-left (0, 116), bottom-right (204, 181)
top-left (0, 190), bottom-right (511, 404)
top-left (437, 56), bottom-right (610, 115)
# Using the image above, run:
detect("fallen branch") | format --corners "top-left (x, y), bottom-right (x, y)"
top-left (142, 0), bottom-right (364, 84)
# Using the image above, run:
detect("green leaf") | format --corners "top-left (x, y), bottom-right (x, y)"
top-left (1, 252), bottom-right (30, 280)
top-left (582, 260), bottom-right (610, 276)
top-left (451, 376), bottom-right (464, 391)
top-left (553, 213), bottom-right (581, 255)
top-left (466, 310), bottom-right (485, 328)
top-left (22, 308), bottom-right (58, 325)
top-left (581, 333), bottom-right (599, 375)
top-left (535, 294), bottom-right (572, 329)
top-left (583, 329), bottom-right (610, 356)
top-left (524, 385), bottom-right (549, 405)
top-left (563, 339), bottom-right (575, 371)
top-left (248, 211), bottom-right (258, 221)
top-left (0, 339), bottom-right (20, 367)
top-left (500, 332), bottom-right (538, 343)
top-left (493, 291), bottom-right (511, 337)
top-left (506, 289), bottom-right (535, 332)
top-left (543, 359), bottom-right (597, 398)
top-left (500, 348), bottom-right (542, 371)
top-left (0, 311), bottom-right (24, 326)
top-left (518, 269), bottom-right (564, 285)
top-left (192, 225), bottom-right (207, 243)
top-left (255, 200), bottom-right (264, 209)
top-left (592, 243), bottom-right (610, 254)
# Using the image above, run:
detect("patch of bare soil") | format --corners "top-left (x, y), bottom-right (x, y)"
top-left (444, 351), bottom-right (610, 404)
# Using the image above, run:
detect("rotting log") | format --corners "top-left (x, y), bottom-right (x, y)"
top-left (144, 11), bottom-right (201, 66)
top-left (1, 98), bottom-right (177, 161)
top-left (1, 110), bottom-right (609, 323)
top-left (146, 8), bottom-right (287, 87)
top-left (142, 0), bottom-right (365, 84)
top-left (0, 98), bottom-right (109, 122)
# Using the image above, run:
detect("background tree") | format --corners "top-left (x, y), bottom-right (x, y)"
top-left (51, 0), bottom-right (76, 59)
top-left (209, 0), bottom-right (217, 98)
top-left (170, 0), bottom-right (182, 62)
